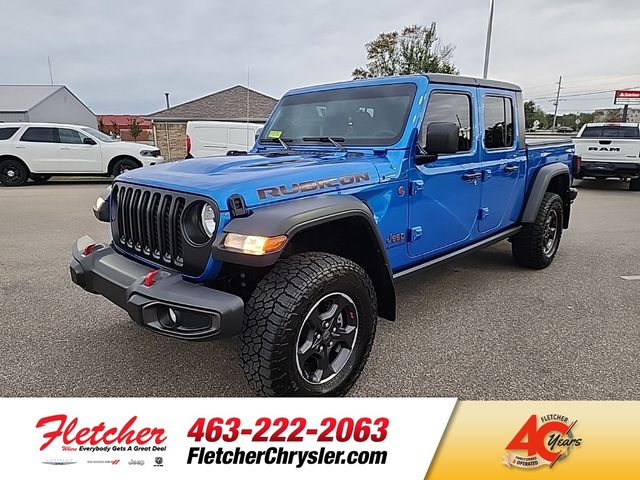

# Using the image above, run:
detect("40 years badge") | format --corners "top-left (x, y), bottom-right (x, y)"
top-left (503, 413), bottom-right (582, 469)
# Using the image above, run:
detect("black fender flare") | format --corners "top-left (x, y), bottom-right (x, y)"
top-left (212, 195), bottom-right (396, 320)
top-left (521, 163), bottom-right (570, 224)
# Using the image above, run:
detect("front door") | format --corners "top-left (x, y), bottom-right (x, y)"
top-left (56, 127), bottom-right (103, 173)
top-left (477, 91), bottom-right (526, 232)
top-left (408, 88), bottom-right (482, 258)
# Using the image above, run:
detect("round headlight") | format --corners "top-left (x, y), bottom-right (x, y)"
top-left (201, 204), bottom-right (216, 237)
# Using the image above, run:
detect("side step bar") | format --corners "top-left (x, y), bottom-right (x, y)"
top-left (393, 226), bottom-right (522, 281)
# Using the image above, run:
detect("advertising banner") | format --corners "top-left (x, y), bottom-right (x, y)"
top-left (2, 398), bottom-right (639, 478)
top-left (614, 90), bottom-right (640, 105)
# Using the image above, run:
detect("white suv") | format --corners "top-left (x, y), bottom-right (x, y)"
top-left (0, 122), bottom-right (164, 186)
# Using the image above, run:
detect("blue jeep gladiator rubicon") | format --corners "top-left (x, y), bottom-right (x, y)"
top-left (70, 74), bottom-right (578, 396)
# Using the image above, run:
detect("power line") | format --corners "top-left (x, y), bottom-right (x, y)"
top-left (527, 85), bottom-right (640, 102)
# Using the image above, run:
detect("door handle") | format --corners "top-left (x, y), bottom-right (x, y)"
top-left (462, 172), bottom-right (482, 182)
top-left (504, 165), bottom-right (519, 174)
top-left (60, 146), bottom-right (70, 150)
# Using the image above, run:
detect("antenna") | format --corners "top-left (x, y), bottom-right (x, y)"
top-left (47, 56), bottom-right (54, 85)
top-left (246, 66), bottom-right (250, 149)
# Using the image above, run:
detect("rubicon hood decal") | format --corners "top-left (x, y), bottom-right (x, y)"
top-left (118, 153), bottom-right (381, 209)
top-left (257, 172), bottom-right (370, 200)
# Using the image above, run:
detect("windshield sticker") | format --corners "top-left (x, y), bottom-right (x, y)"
top-left (267, 130), bottom-right (282, 139)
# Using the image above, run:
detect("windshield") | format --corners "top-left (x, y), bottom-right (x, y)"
top-left (82, 127), bottom-right (117, 142)
top-left (259, 83), bottom-right (417, 147)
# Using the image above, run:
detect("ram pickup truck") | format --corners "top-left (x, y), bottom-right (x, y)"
top-left (572, 122), bottom-right (640, 191)
top-left (70, 74), bottom-right (578, 397)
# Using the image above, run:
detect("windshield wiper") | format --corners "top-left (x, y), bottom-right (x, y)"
top-left (260, 137), bottom-right (292, 150)
top-left (302, 136), bottom-right (346, 151)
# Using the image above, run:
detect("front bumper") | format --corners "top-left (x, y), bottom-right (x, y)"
top-left (580, 160), bottom-right (640, 177)
top-left (70, 235), bottom-right (244, 340)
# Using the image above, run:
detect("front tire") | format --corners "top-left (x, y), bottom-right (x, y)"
top-left (0, 159), bottom-right (29, 186)
top-left (239, 252), bottom-right (377, 397)
top-left (512, 192), bottom-right (564, 269)
top-left (629, 177), bottom-right (640, 191)
top-left (112, 157), bottom-right (140, 176)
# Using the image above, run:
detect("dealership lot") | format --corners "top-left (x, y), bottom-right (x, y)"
top-left (0, 179), bottom-right (638, 399)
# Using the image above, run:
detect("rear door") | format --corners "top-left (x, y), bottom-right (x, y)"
top-left (477, 91), bottom-right (526, 233)
top-left (408, 87), bottom-right (482, 258)
top-left (574, 124), bottom-right (640, 163)
top-left (14, 127), bottom-right (61, 173)
top-left (56, 127), bottom-right (102, 173)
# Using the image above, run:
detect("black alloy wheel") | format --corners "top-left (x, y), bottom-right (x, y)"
top-left (295, 292), bottom-right (359, 385)
top-left (0, 160), bottom-right (28, 186)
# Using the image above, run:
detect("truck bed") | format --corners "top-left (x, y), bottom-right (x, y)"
top-left (525, 135), bottom-right (574, 147)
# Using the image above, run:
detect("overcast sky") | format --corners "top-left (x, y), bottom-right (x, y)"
top-left (2, 0), bottom-right (639, 115)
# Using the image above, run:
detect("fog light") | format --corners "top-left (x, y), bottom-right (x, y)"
top-left (159, 307), bottom-right (181, 329)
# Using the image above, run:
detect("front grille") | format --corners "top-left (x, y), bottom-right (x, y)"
top-left (113, 184), bottom-right (186, 269)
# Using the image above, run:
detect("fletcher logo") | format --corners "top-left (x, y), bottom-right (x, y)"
top-left (504, 414), bottom-right (582, 469)
top-left (36, 414), bottom-right (167, 451)
top-left (257, 172), bottom-right (370, 200)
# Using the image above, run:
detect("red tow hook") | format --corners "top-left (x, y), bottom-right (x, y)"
top-left (82, 243), bottom-right (98, 256)
top-left (143, 270), bottom-right (161, 287)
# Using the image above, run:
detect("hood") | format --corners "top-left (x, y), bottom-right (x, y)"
top-left (116, 151), bottom-right (382, 210)
top-left (114, 141), bottom-right (157, 152)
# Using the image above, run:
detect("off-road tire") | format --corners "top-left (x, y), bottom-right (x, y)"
top-left (629, 177), bottom-right (640, 192)
top-left (112, 157), bottom-right (140, 177)
top-left (512, 192), bottom-right (564, 269)
top-left (239, 252), bottom-right (377, 397)
top-left (0, 158), bottom-right (29, 186)
top-left (30, 174), bottom-right (51, 184)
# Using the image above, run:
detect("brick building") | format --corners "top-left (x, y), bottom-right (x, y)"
top-left (147, 85), bottom-right (277, 160)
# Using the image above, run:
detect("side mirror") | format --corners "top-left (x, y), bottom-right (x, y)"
top-left (254, 127), bottom-right (263, 142)
top-left (83, 137), bottom-right (97, 145)
top-left (416, 122), bottom-right (460, 165)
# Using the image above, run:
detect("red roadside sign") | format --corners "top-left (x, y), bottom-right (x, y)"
top-left (614, 90), bottom-right (640, 105)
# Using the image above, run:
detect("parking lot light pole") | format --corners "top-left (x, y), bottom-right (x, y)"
top-left (483, 0), bottom-right (495, 79)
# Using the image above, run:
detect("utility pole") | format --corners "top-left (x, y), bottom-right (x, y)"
top-left (622, 104), bottom-right (629, 122)
top-left (552, 75), bottom-right (562, 131)
top-left (482, 0), bottom-right (495, 79)
top-left (47, 56), bottom-right (54, 85)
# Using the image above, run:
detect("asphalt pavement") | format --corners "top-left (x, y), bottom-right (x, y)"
top-left (0, 178), bottom-right (638, 398)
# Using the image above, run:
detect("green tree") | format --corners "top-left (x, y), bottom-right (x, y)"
top-left (98, 117), bottom-right (106, 133)
top-left (127, 117), bottom-right (143, 141)
top-left (604, 109), bottom-right (622, 122)
top-left (353, 23), bottom-right (458, 79)
top-left (524, 100), bottom-right (548, 129)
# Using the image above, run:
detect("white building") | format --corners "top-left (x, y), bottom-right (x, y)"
top-left (0, 85), bottom-right (97, 128)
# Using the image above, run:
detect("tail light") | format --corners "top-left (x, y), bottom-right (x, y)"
top-left (572, 154), bottom-right (581, 175)
top-left (186, 134), bottom-right (191, 154)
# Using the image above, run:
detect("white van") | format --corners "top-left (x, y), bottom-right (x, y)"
top-left (185, 121), bottom-right (263, 158)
